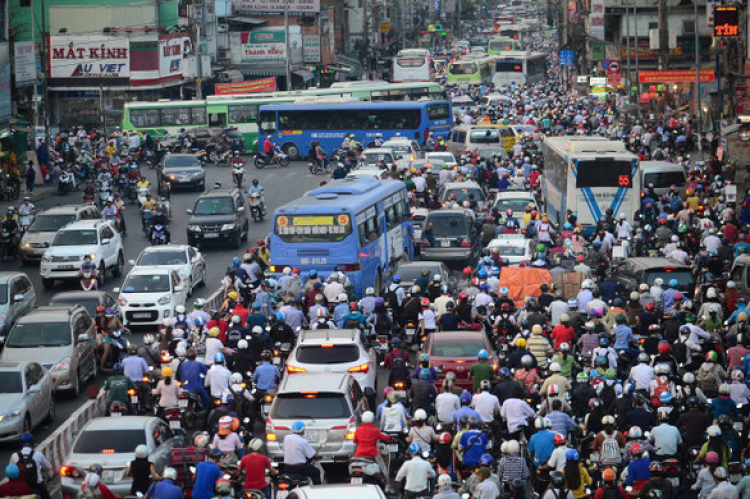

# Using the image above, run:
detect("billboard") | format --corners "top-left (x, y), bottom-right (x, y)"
top-left (215, 78), bottom-right (276, 95)
top-left (159, 36), bottom-right (188, 78)
top-left (49, 35), bottom-right (129, 78)
top-left (14, 41), bottom-right (37, 87)
top-left (231, 30), bottom-right (302, 66)
top-left (233, 0), bottom-right (319, 14)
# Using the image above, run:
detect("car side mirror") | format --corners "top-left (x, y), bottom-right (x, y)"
top-left (128, 259), bottom-right (136, 266)
top-left (113, 287), bottom-right (121, 293)
top-left (77, 333), bottom-right (89, 343)
top-left (12, 294), bottom-right (24, 303)
top-left (237, 207), bottom-right (245, 213)
top-left (28, 384), bottom-right (41, 394)
top-left (186, 209), bottom-right (193, 215)
top-left (102, 238), bottom-right (110, 245)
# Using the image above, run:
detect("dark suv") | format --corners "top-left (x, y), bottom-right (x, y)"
top-left (613, 257), bottom-right (695, 294)
top-left (186, 187), bottom-right (249, 249)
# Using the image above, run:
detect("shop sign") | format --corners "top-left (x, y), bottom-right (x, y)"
top-left (638, 69), bottom-right (715, 83)
top-left (49, 36), bottom-right (129, 78)
top-left (159, 36), bottom-right (188, 78)
top-left (0, 64), bottom-right (10, 122)
top-left (233, 0), bottom-right (319, 14)
top-left (233, 30), bottom-right (301, 66)
top-left (589, 0), bottom-right (605, 40)
top-left (14, 41), bottom-right (37, 86)
top-left (303, 35), bottom-right (320, 63)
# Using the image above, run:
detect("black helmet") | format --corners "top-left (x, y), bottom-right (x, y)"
top-left (89, 464), bottom-right (103, 475)
top-left (252, 179), bottom-right (259, 186)
top-left (550, 471), bottom-right (564, 488)
top-left (510, 479), bottom-right (524, 492)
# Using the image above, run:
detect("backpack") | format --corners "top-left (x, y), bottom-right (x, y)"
top-left (697, 366), bottom-right (720, 393)
top-left (374, 313), bottom-right (390, 334)
top-left (173, 314), bottom-right (189, 331)
top-left (651, 377), bottom-right (670, 407)
top-left (602, 485), bottom-right (622, 499)
top-left (343, 317), bottom-right (361, 329)
top-left (599, 432), bottom-right (623, 466)
top-left (384, 288), bottom-right (400, 313)
top-left (15, 450), bottom-right (38, 487)
top-left (391, 355), bottom-right (409, 380)
top-left (315, 321), bottom-right (330, 330)
top-left (226, 329), bottom-right (242, 344)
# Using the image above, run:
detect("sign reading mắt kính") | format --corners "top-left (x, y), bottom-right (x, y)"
top-left (49, 36), bottom-right (129, 78)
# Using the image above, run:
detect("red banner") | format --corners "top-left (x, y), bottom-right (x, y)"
top-left (638, 69), bottom-right (715, 83)
top-left (215, 77), bottom-right (276, 95)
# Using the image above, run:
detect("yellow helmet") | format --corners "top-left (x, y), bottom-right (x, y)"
top-left (739, 312), bottom-right (748, 322)
top-left (227, 291), bottom-right (239, 300)
top-left (209, 327), bottom-right (221, 337)
top-left (516, 338), bottom-right (527, 348)
top-left (161, 366), bottom-right (174, 378)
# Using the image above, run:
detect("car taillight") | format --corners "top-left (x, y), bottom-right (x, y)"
top-left (60, 466), bottom-right (82, 478)
top-left (461, 238), bottom-right (471, 247)
top-left (269, 265), bottom-right (282, 272)
top-left (420, 239), bottom-right (430, 247)
top-left (338, 264), bottom-right (360, 271)
top-left (127, 389), bottom-right (136, 396)
top-left (348, 363), bottom-right (369, 373)
top-left (287, 365), bottom-right (307, 374)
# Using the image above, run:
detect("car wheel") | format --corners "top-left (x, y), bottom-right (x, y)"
top-left (22, 414), bottom-right (31, 435)
top-left (71, 369), bottom-right (80, 398)
top-left (198, 267), bottom-right (207, 287)
top-left (42, 278), bottom-right (54, 289)
top-left (46, 399), bottom-right (56, 423)
top-left (98, 261), bottom-right (107, 287)
top-left (113, 252), bottom-right (124, 277)
top-left (186, 278), bottom-right (193, 297)
top-left (241, 222), bottom-right (249, 242)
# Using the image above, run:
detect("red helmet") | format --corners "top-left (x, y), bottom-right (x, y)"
top-left (349, 302), bottom-right (358, 311)
top-left (459, 292), bottom-right (469, 302)
top-left (96, 306), bottom-right (105, 313)
top-left (293, 268), bottom-right (301, 275)
top-left (256, 239), bottom-right (265, 246)
top-left (553, 434), bottom-right (566, 445)
top-left (631, 443), bottom-right (643, 455)
top-left (645, 302), bottom-right (656, 311)
top-left (463, 267), bottom-right (473, 276)
top-left (658, 342), bottom-right (670, 354)
top-left (421, 298), bottom-right (430, 307)
top-left (439, 432), bottom-right (453, 444)
top-left (501, 303), bottom-right (511, 312)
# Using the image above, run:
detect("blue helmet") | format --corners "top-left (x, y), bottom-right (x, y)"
top-left (214, 352), bottom-right (225, 363)
top-left (563, 223), bottom-right (572, 230)
top-left (20, 433), bottom-right (33, 446)
top-left (659, 391), bottom-right (673, 405)
top-left (113, 363), bottom-right (123, 373)
top-left (252, 302), bottom-right (261, 310)
top-left (194, 317), bottom-right (206, 327)
top-left (232, 257), bottom-right (241, 265)
top-left (566, 449), bottom-right (579, 461)
top-left (5, 464), bottom-right (19, 479)
top-left (599, 337), bottom-right (610, 347)
top-left (669, 279), bottom-right (679, 288)
top-left (392, 337), bottom-right (402, 346)
top-left (292, 421), bottom-right (306, 433)
top-left (499, 367), bottom-right (511, 378)
top-left (479, 454), bottom-right (494, 466)
top-left (419, 353), bottom-right (430, 363)
top-left (490, 267), bottom-right (500, 276)
top-left (478, 269), bottom-right (488, 279)
top-left (393, 274), bottom-right (401, 283)
top-left (500, 287), bottom-right (509, 296)
top-left (309, 269), bottom-right (318, 277)
top-left (408, 443), bottom-right (422, 455)
top-left (276, 312), bottom-right (286, 321)
top-left (477, 349), bottom-right (490, 360)
top-left (593, 241), bottom-right (602, 249)
top-left (460, 391), bottom-right (472, 405)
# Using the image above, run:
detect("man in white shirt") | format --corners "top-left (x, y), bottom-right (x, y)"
top-left (629, 353), bottom-right (656, 391)
top-left (204, 355), bottom-right (232, 400)
top-left (435, 381), bottom-right (460, 424)
top-left (500, 397), bottom-right (535, 436)
top-left (472, 380), bottom-right (502, 423)
top-left (396, 445), bottom-right (436, 498)
top-left (283, 422), bottom-right (322, 484)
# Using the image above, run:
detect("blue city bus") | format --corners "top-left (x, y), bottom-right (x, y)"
top-left (257, 100), bottom-right (453, 159)
top-left (269, 178), bottom-right (412, 297)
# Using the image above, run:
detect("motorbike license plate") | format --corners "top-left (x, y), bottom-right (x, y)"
top-left (102, 471), bottom-right (115, 484)
top-left (272, 357), bottom-right (280, 365)
top-left (133, 313), bottom-right (151, 319)
top-left (262, 403), bottom-right (271, 413)
top-left (351, 477), bottom-right (363, 484)
top-left (440, 240), bottom-right (451, 248)
top-left (169, 419), bottom-right (182, 430)
top-left (130, 395), bottom-right (138, 403)
top-left (178, 399), bottom-right (189, 408)
top-left (277, 491), bottom-right (288, 499)
top-left (394, 390), bottom-right (407, 399)
top-left (387, 444), bottom-right (399, 452)
top-left (204, 233), bottom-right (219, 239)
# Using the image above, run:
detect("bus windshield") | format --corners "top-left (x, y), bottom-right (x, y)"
top-left (450, 63), bottom-right (477, 75)
top-left (489, 41), bottom-right (513, 51)
top-left (396, 58), bottom-right (426, 68)
top-left (576, 160), bottom-right (633, 188)
top-left (496, 60), bottom-right (523, 72)
top-left (274, 214), bottom-right (352, 243)
top-left (469, 129), bottom-right (501, 144)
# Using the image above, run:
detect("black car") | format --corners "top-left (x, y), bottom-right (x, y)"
top-left (158, 154), bottom-right (206, 192)
top-left (48, 290), bottom-right (119, 319)
top-left (186, 187), bottom-right (249, 249)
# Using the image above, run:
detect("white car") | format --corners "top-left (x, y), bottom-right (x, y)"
top-left (346, 168), bottom-right (390, 181)
top-left (40, 219), bottom-right (125, 289)
top-left (285, 329), bottom-right (377, 391)
top-left (114, 268), bottom-right (188, 326)
top-left (486, 234), bottom-right (532, 265)
top-left (494, 191), bottom-right (540, 228)
top-left (425, 151), bottom-right (458, 168)
top-left (129, 245), bottom-right (207, 294)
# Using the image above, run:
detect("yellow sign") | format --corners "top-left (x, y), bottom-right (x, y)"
top-left (293, 216), bottom-right (334, 226)
top-left (380, 22), bottom-right (391, 33)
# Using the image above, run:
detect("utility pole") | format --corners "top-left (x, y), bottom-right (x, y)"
top-left (634, 0), bottom-right (640, 117)
top-left (362, 0), bottom-right (369, 79)
top-left (658, 0), bottom-right (668, 69)
top-left (626, 3), bottom-right (631, 90)
top-left (695, 0), bottom-right (702, 147)
top-left (284, 0), bottom-right (291, 90)
top-left (192, 0), bottom-right (203, 98)
top-left (39, 0), bottom-right (49, 143)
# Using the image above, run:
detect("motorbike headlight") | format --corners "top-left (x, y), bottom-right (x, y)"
top-left (0, 411), bottom-right (22, 422)
top-left (52, 357), bottom-right (71, 372)
top-left (221, 224), bottom-right (235, 231)
top-left (188, 225), bottom-right (201, 232)
top-left (158, 294), bottom-right (171, 305)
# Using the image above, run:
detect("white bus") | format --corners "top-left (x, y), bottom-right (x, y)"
top-left (542, 137), bottom-right (641, 233)
top-left (392, 48), bottom-right (433, 83)
top-left (491, 51), bottom-right (547, 87)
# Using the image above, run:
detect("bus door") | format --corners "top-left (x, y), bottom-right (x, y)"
top-left (384, 197), bottom-right (404, 267)
top-left (209, 112), bottom-right (227, 127)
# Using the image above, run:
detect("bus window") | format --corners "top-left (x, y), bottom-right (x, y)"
top-left (450, 63), bottom-right (477, 75)
top-left (469, 129), bottom-right (500, 144)
top-left (192, 108), bottom-right (207, 125)
top-left (428, 103), bottom-right (451, 119)
top-left (229, 105), bottom-right (259, 124)
top-left (161, 107), bottom-right (191, 126)
top-left (260, 112), bottom-right (277, 135)
top-left (452, 131), bottom-right (466, 142)
top-left (396, 58), bottom-right (426, 68)
top-left (209, 113), bottom-right (226, 127)
top-left (130, 109), bottom-right (160, 127)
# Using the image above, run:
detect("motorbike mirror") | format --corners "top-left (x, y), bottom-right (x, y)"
top-left (77, 333), bottom-right (89, 343)
top-left (237, 207), bottom-right (245, 213)
top-left (174, 285), bottom-right (184, 292)
top-left (113, 287), bottom-right (121, 293)
top-left (462, 494), bottom-right (470, 499)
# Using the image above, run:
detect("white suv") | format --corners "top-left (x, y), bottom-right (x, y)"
top-left (40, 220), bottom-right (125, 289)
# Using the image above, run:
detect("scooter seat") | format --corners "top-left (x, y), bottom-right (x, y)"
top-left (279, 473), bottom-right (312, 484)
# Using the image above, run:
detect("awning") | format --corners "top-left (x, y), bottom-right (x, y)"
top-left (225, 16), bottom-right (266, 25)
top-left (244, 68), bottom-right (285, 77)
top-left (293, 70), bottom-right (314, 82)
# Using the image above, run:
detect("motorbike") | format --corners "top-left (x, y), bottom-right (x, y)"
top-left (176, 391), bottom-right (205, 431)
top-left (127, 387), bottom-right (141, 415)
top-left (728, 461), bottom-right (743, 485)
top-left (255, 151), bottom-right (290, 169)
top-left (308, 160), bottom-right (329, 175)
top-left (80, 268), bottom-right (98, 291)
top-left (136, 186), bottom-right (150, 207)
top-left (0, 230), bottom-right (16, 261)
top-left (18, 211), bottom-right (35, 233)
top-left (233, 164), bottom-right (246, 189)
top-left (150, 224), bottom-right (168, 245)
top-left (249, 194), bottom-right (266, 222)
top-left (110, 330), bottom-right (129, 365)
top-left (276, 460), bottom-right (325, 499)
top-left (348, 458), bottom-right (384, 488)
top-left (208, 146), bottom-right (233, 165)
top-left (109, 401), bottom-right (128, 417)
top-left (97, 179), bottom-right (113, 207)
top-left (127, 180), bottom-right (139, 204)
top-left (58, 169), bottom-right (76, 195)
top-left (272, 341), bottom-right (292, 371)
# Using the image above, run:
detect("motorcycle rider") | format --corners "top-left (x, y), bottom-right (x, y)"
top-left (262, 136), bottom-right (278, 164)
top-left (247, 179), bottom-right (266, 213)
top-left (395, 443), bottom-right (435, 499)
top-left (1, 207), bottom-right (20, 249)
top-left (79, 256), bottom-right (99, 290)
top-left (284, 421), bottom-right (322, 485)
top-left (353, 411), bottom-right (392, 487)
top-left (17, 197), bottom-right (35, 231)
top-left (149, 206), bottom-right (170, 243)
top-left (104, 363), bottom-right (136, 412)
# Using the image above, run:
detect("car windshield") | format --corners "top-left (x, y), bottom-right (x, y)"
top-left (396, 265), bottom-right (439, 282)
top-left (362, 153), bottom-right (393, 165)
top-left (28, 214), bottom-right (77, 232)
top-left (136, 251), bottom-right (188, 266)
top-left (53, 230), bottom-right (97, 246)
top-left (193, 197), bottom-right (234, 216)
top-left (495, 198), bottom-right (536, 212)
top-left (644, 171), bottom-right (686, 188)
top-left (165, 168), bottom-right (201, 176)
top-left (0, 284), bottom-right (7, 304)
top-left (444, 187), bottom-right (484, 203)
top-left (296, 345), bottom-right (360, 364)
top-left (0, 372), bottom-right (22, 393)
top-left (491, 244), bottom-right (527, 256)
top-left (122, 274), bottom-right (171, 293)
top-left (6, 322), bottom-right (71, 348)
top-left (73, 429), bottom-right (147, 454)
top-left (164, 156), bottom-right (201, 168)
top-left (49, 297), bottom-right (100, 316)
top-left (431, 339), bottom-right (486, 357)
top-left (644, 270), bottom-right (694, 288)
top-left (272, 393), bottom-right (351, 419)
top-left (424, 214), bottom-right (469, 238)
top-left (428, 154), bottom-right (455, 164)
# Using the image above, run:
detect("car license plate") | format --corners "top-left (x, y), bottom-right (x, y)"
top-left (178, 399), bottom-right (189, 408)
top-left (351, 477), bottom-right (363, 484)
top-left (102, 471), bottom-right (115, 484)
top-left (179, 178), bottom-right (191, 183)
top-left (440, 240), bottom-right (451, 248)
top-left (58, 265), bottom-right (76, 270)
top-left (272, 357), bottom-right (280, 365)
top-left (111, 412), bottom-right (122, 417)
top-left (133, 313), bottom-right (152, 319)
top-left (204, 233), bottom-right (219, 238)
top-left (169, 419), bottom-right (182, 430)
top-left (306, 430), bottom-right (320, 442)
top-left (387, 444), bottom-right (399, 452)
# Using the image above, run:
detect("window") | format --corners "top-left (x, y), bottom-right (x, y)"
top-left (10, 279), bottom-right (24, 298)
top-left (396, 57), bottom-right (426, 68)
top-left (296, 345), bottom-right (360, 363)
top-left (356, 207), bottom-right (380, 246)
top-left (160, 107), bottom-right (192, 126)
top-left (731, 265), bottom-right (746, 288)
top-left (0, 372), bottom-right (22, 393)
top-left (25, 364), bottom-right (40, 387)
top-left (271, 393), bottom-right (351, 419)
top-left (259, 112), bottom-right (277, 135)
top-left (683, 20), bottom-right (696, 35)
top-left (73, 429), bottom-right (147, 454)
top-left (130, 108), bottom-right (160, 128)
top-left (575, 160), bottom-right (632, 188)
top-left (496, 60), bottom-right (524, 72)
top-left (102, 226), bottom-right (115, 240)
top-left (428, 103), bottom-right (451, 120)
top-left (228, 104), bottom-right (260, 124)
top-left (6, 322), bottom-right (71, 348)
top-left (277, 109), bottom-right (422, 130)
top-left (450, 63), bottom-right (477, 75)
top-left (452, 131), bottom-right (466, 143)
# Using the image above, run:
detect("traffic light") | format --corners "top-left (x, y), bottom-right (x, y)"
top-left (440, 31), bottom-right (447, 36)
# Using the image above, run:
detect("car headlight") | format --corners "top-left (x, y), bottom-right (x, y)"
top-left (158, 294), bottom-right (171, 305)
top-left (23, 242), bottom-right (30, 248)
top-left (118, 297), bottom-right (128, 307)
top-left (221, 224), bottom-right (235, 231)
top-left (42, 254), bottom-right (52, 262)
top-left (168, 175), bottom-right (176, 180)
top-left (188, 225), bottom-right (201, 232)
top-left (52, 357), bottom-right (71, 372)
top-left (0, 411), bottom-right (22, 422)
top-left (0, 314), bottom-right (6, 324)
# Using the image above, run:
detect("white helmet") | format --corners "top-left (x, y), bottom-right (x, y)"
top-left (362, 411), bottom-right (375, 424)
top-left (135, 444), bottom-right (149, 459)
top-left (143, 334), bottom-right (155, 345)
top-left (194, 432), bottom-right (210, 448)
top-left (549, 362), bottom-right (561, 373)
top-left (163, 468), bottom-right (177, 480)
top-left (582, 279), bottom-right (594, 290)
top-left (338, 293), bottom-right (348, 302)
top-left (250, 438), bottom-right (264, 451)
top-left (413, 409), bottom-right (427, 421)
top-left (719, 383), bottom-right (731, 395)
top-left (231, 373), bottom-right (243, 384)
top-left (175, 305), bottom-right (186, 314)
top-left (252, 326), bottom-right (263, 334)
top-left (437, 475), bottom-right (453, 488)
top-left (683, 372), bottom-right (695, 384)
top-left (365, 287), bottom-right (375, 296)
top-left (506, 439), bottom-right (520, 453)
top-left (162, 318), bottom-right (173, 327)
top-left (237, 339), bottom-right (248, 350)
top-left (707, 425), bottom-right (722, 437)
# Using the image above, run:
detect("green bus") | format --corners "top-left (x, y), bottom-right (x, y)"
top-left (487, 37), bottom-right (518, 55)
top-left (122, 81), bottom-right (446, 150)
top-left (445, 55), bottom-right (495, 87)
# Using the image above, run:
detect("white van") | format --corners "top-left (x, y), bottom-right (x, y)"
top-left (640, 161), bottom-right (687, 196)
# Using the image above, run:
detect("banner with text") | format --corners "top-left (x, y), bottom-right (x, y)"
top-left (49, 35), bottom-right (129, 78)
top-left (14, 41), bottom-right (37, 86)
top-left (215, 77), bottom-right (276, 95)
top-left (638, 69), bottom-right (715, 83)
